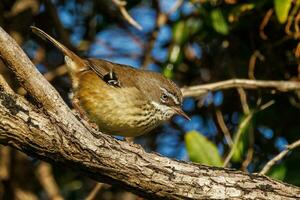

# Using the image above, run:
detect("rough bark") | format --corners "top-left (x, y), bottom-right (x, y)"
top-left (0, 86), bottom-right (300, 199)
top-left (0, 26), bottom-right (300, 199)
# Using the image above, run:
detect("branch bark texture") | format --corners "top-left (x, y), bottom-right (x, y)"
top-left (0, 87), bottom-right (299, 199)
top-left (0, 27), bottom-right (300, 199)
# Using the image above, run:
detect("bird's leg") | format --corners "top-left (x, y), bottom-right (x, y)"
top-left (124, 137), bottom-right (135, 143)
top-left (71, 97), bottom-right (98, 130)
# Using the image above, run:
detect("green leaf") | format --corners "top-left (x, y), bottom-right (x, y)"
top-left (173, 21), bottom-right (189, 45)
top-left (163, 63), bottom-right (174, 78)
top-left (268, 164), bottom-right (287, 181)
top-left (274, 0), bottom-right (292, 24)
top-left (210, 9), bottom-right (229, 35)
top-left (185, 131), bottom-right (223, 166)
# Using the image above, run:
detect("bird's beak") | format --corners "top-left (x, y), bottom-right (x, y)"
top-left (173, 107), bottom-right (191, 121)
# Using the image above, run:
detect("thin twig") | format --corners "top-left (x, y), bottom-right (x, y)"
top-left (285, 3), bottom-right (300, 38)
top-left (37, 162), bottom-right (63, 200)
top-left (240, 100), bottom-right (274, 170)
top-left (241, 125), bottom-right (254, 172)
top-left (223, 112), bottom-right (253, 167)
top-left (181, 79), bottom-right (300, 97)
top-left (85, 183), bottom-right (103, 200)
top-left (295, 11), bottom-right (300, 38)
top-left (259, 9), bottom-right (273, 40)
top-left (112, 0), bottom-right (142, 30)
top-left (215, 109), bottom-right (233, 147)
top-left (248, 50), bottom-right (264, 80)
top-left (237, 88), bottom-right (250, 115)
top-left (259, 139), bottom-right (300, 175)
top-left (259, 100), bottom-right (275, 111)
top-left (295, 42), bottom-right (300, 59)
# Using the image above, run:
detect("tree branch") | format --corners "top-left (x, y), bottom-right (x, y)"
top-left (85, 183), bottom-right (104, 200)
top-left (112, 0), bottom-right (142, 30)
top-left (0, 88), bottom-right (299, 199)
top-left (0, 27), bottom-right (300, 199)
top-left (181, 79), bottom-right (300, 97)
top-left (36, 162), bottom-right (63, 200)
top-left (260, 139), bottom-right (300, 175)
top-left (223, 112), bottom-right (254, 167)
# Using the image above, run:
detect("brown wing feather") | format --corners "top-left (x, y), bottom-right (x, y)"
top-left (86, 58), bottom-right (114, 78)
top-left (86, 58), bottom-right (141, 88)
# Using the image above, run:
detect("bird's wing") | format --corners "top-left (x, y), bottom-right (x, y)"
top-left (86, 58), bottom-right (139, 88)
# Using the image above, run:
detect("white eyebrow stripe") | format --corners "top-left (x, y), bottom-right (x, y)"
top-left (160, 87), bottom-right (180, 105)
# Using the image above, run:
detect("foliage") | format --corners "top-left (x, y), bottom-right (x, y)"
top-left (185, 130), bottom-right (223, 166)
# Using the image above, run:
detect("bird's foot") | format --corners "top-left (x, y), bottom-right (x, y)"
top-left (124, 137), bottom-right (135, 143)
top-left (72, 98), bottom-right (98, 130)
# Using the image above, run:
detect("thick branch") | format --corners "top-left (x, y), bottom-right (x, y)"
top-left (0, 27), bottom-right (300, 199)
top-left (182, 79), bottom-right (300, 97)
top-left (0, 85), bottom-right (299, 199)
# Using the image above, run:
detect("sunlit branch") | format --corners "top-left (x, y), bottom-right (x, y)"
top-left (182, 79), bottom-right (300, 97)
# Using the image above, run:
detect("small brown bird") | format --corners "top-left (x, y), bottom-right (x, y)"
top-left (31, 26), bottom-right (190, 137)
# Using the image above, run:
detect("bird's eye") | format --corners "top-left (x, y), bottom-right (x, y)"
top-left (161, 93), bottom-right (168, 102)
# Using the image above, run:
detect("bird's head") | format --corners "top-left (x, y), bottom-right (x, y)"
top-left (140, 72), bottom-right (190, 121)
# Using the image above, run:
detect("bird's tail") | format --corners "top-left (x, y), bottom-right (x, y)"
top-left (31, 26), bottom-right (86, 85)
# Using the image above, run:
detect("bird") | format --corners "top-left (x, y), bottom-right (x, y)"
top-left (31, 26), bottom-right (190, 138)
